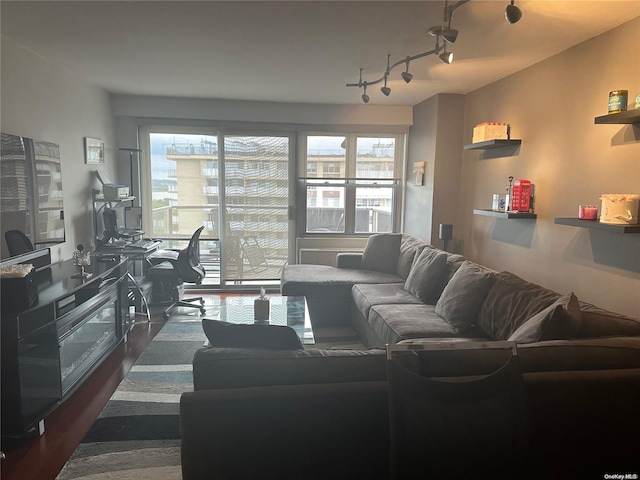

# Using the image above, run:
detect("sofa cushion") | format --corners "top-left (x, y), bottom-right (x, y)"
top-left (435, 261), bottom-right (497, 333)
top-left (361, 233), bottom-right (402, 274)
top-left (202, 319), bottom-right (303, 350)
top-left (281, 264), bottom-right (403, 295)
top-left (577, 302), bottom-right (640, 338)
top-left (192, 347), bottom-right (388, 390)
top-left (367, 303), bottom-right (490, 345)
top-left (352, 283), bottom-right (423, 321)
top-left (403, 248), bottom-right (448, 304)
top-left (397, 234), bottom-right (427, 279)
top-left (508, 293), bottom-right (582, 344)
top-left (478, 271), bottom-right (561, 341)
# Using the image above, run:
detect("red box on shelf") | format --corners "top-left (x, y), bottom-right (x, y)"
top-left (510, 179), bottom-right (531, 212)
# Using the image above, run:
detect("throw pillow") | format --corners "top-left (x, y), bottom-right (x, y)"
top-left (202, 319), bottom-right (303, 350)
top-left (403, 248), bottom-right (448, 304)
top-left (360, 233), bottom-right (402, 274)
top-left (434, 261), bottom-right (496, 333)
top-left (508, 293), bottom-right (582, 344)
top-left (396, 235), bottom-right (426, 279)
top-left (478, 271), bottom-right (563, 341)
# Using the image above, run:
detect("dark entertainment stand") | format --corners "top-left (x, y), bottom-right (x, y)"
top-left (1, 249), bottom-right (130, 438)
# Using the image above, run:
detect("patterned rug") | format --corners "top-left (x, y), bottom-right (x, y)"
top-left (56, 301), bottom-right (364, 480)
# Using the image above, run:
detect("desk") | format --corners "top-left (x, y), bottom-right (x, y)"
top-left (1, 257), bottom-right (129, 438)
top-left (96, 239), bottom-right (162, 275)
top-left (95, 241), bottom-right (162, 322)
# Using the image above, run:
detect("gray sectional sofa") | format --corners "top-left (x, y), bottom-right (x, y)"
top-left (281, 233), bottom-right (640, 351)
top-left (180, 233), bottom-right (640, 480)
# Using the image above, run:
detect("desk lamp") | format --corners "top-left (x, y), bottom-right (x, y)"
top-left (439, 224), bottom-right (453, 252)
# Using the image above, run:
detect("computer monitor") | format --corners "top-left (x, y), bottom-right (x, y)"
top-left (101, 208), bottom-right (119, 244)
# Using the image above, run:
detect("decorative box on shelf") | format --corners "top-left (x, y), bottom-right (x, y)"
top-left (472, 122), bottom-right (510, 143)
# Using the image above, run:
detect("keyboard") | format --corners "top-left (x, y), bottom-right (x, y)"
top-left (118, 228), bottom-right (144, 237)
top-left (101, 240), bottom-right (129, 248)
top-left (126, 239), bottom-right (162, 251)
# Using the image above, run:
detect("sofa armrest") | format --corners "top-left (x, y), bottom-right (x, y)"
top-left (336, 252), bottom-right (362, 269)
top-left (180, 381), bottom-right (389, 480)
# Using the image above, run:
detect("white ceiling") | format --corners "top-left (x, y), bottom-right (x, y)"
top-left (2, 1), bottom-right (640, 106)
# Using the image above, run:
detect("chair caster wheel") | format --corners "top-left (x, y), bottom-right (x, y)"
top-left (163, 312), bottom-right (170, 320)
top-left (200, 307), bottom-right (206, 315)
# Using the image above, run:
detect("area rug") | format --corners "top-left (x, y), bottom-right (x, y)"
top-left (56, 308), bottom-right (364, 480)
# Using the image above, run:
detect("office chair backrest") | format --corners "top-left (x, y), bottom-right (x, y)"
top-left (177, 226), bottom-right (206, 285)
top-left (5, 230), bottom-right (34, 256)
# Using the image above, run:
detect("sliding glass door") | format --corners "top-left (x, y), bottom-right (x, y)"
top-left (140, 126), bottom-right (293, 287)
top-left (221, 135), bottom-right (291, 284)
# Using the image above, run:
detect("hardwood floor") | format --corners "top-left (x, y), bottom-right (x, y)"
top-left (0, 319), bottom-right (164, 480)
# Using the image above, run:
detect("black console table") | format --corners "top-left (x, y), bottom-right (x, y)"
top-left (1, 256), bottom-right (130, 438)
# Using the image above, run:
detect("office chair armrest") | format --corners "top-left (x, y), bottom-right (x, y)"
top-left (147, 249), bottom-right (180, 266)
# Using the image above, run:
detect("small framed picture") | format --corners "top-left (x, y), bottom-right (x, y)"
top-left (85, 137), bottom-right (104, 164)
top-left (413, 161), bottom-right (426, 186)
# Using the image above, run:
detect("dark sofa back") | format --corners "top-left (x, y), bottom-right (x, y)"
top-left (180, 381), bottom-right (390, 480)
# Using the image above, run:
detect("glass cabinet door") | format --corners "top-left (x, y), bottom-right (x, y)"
top-left (57, 292), bottom-right (118, 395)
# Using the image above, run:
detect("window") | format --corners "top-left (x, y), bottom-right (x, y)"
top-left (301, 134), bottom-right (403, 235)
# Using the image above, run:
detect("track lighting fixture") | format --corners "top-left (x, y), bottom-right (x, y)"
top-left (505, 0), bottom-right (522, 24)
top-left (428, 25), bottom-right (458, 44)
top-left (401, 58), bottom-right (413, 84)
top-left (361, 83), bottom-right (370, 104)
top-left (381, 78), bottom-right (391, 96)
top-left (381, 55), bottom-right (392, 96)
top-left (347, 0), bottom-right (522, 102)
top-left (439, 44), bottom-right (454, 64)
top-left (357, 68), bottom-right (370, 104)
top-left (428, 1), bottom-right (459, 44)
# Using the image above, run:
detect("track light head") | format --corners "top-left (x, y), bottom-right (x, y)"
top-left (380, 57), bottom-right (392, 96)
top-left (428, 25), bottom-right (458, 44)
top-left (361, 82), bottom-right (370, 103)
top-left (401, 71), bottom-right (413, 83)
top-left (401, 58), bottom-right (413, 83)
top-left (439, 50), bottom-right (454, 64)
top-left (427, 25), bottom-right (442, 37)
top-left (442, 28), bottom-right (458, 43)
top-left (505, 0), bottom-right (522, 24)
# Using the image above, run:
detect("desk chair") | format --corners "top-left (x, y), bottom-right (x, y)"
top-left (5, 230), bottom-right (34, 256)
top-left (147, 226), bottom-right (206, 320)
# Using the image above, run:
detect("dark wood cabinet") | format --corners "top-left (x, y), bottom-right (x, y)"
top-left (1, 256), bottom-right (130, 438)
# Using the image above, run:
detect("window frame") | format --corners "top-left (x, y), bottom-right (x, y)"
top-left (298, 132), bottom-right (405, 236)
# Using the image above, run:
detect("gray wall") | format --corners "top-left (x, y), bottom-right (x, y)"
top-left (1, 38), bottom-right (118, 260)
top-left (405, 94), bottom-right (465, 249)
top-left (458, 18), bottom-right (639, 318)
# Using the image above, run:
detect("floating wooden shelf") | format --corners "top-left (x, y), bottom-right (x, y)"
top-left (464, 139), bottom-right (522, 150)
top-left (594, 110), bottom-right (640, 125)
top-left (473, 209), bottom-right (537, 219)
top-left (554, 217), bottom-right (640, 234)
